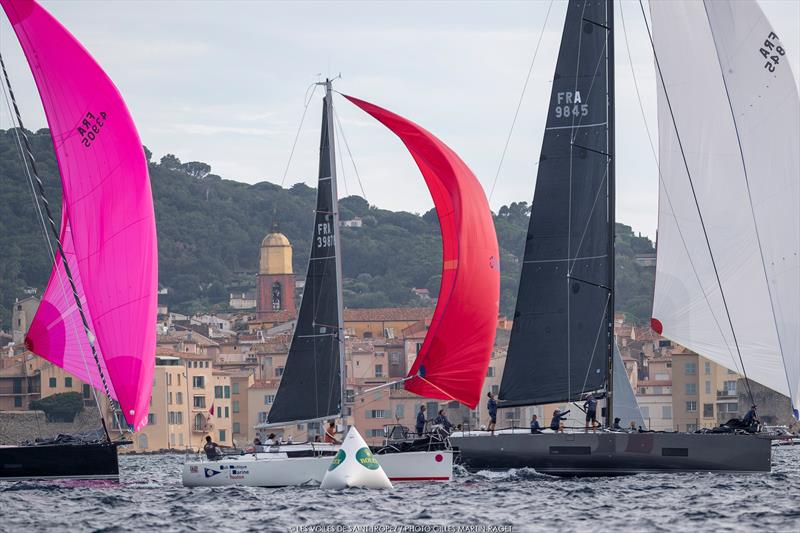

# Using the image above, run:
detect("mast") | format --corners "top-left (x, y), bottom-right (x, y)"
top-left (263, 78), bottom-right (345, 428)
top-left (605, 0), bottom-right (616, 427)
top-left (323, 79), bottom-right (347, 423)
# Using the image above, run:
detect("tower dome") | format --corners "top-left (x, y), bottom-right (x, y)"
top-left (259, 229), bottom-right (293, 275)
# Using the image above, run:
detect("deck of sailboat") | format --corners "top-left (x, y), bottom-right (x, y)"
top-left (450, 429), bottom-right (773, 476)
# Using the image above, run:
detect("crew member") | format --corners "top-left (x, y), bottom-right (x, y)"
top-left (416, 405), bottom-right (427, 436)
top-left (487, 392), bottom-right (498, 433)
top-left (324, 420), bottom-right (339, 444)
top-left (583, 394), bottom-right (599, 430)
top-left (530, 414), bottom-right (542, 434)
top-left (434, 409), bottom-right (454, 431)
top-left (550, 409), bottom-right (570, 433)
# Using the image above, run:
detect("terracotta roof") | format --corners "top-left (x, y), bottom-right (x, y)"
top-left (343, 307), bottom-right (434, 322)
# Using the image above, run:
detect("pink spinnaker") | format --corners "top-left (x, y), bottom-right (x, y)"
top-left (1, 0), bottom-right (157, 431)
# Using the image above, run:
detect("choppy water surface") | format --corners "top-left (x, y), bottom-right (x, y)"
top-left (1, 447), bottom-right (799, 532)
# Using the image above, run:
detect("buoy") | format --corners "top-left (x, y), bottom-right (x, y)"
top-left (320, 427), bottom-right (392, 489)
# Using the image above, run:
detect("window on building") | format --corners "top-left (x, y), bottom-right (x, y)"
top-left (368, 429), bottom-right (385, 438)
top-left (271, 281), bottom-right (282, 311)
top-left (216, 406), bottom-right (222, 418)
top-left (653, 386), bottom-right (663, 395)
top-left (224, 406), bottom-right (229, 418)
top-left (366, 410), bottom-right (389, 419)
top-left (233, 400), bottom-right (240, 413)
top-left (192, 376), bottom-right (205, 389)
top-left (264, 394), bottom-right (275, 405)
top-left (491, 385), bottom-right (499, 396)
top-left (640, 406), bottom-right (650, 419)
top-left (395, 404), bottom-right (405, 419)
top-left (363, 331), bottom-right (373, 339)
top-left (703, 403), bottom-right (714, 418)
top-left (705, 381), bottom-right (711, 394)
top-left (685, 383), bottom-right (697, 395)
top-left (170, 433), bottom-right (176, 446)
top-left (233, 422), bottom-right (241, 434)
top-left (375, 364), bottom-right (384, 378)
top-left (138, 434), bottom-right (148, 450)
top-left (193, 396), bottom-right (206, 409)
top-left (65, 377), bottom-right (73, 388)
top-left (177, 373), bottom-right (181, 386)
top-left (215, 386), bottom-right (223, 399)
top-left (296, 424), bottom-right (304, 430)
top-left (662, 406), bottom-right (672, 419)
top-left (275, 367), bottom-right (284, 377)
top-left (486, 367), bottom-right (495, 377)
top-left (258, 412), bottom-right (268, 423)
top-left (659, 339), bottom-right (670, 348)
top-left (219, 429), bottom-right (226, 442)
top-left (83, 384), bottom-right (91, 399)
top-left (194, 413), bottom-right (205, 430)
top-left (686, 401), bottom-right (697, 412)
top-left (166, 373), bottom-right (172, 386)
top-left (344, 407), bottom-right (352, 416)
top-left (704, 362), bottom-right (711, 375)
top-left (232, 382), bottom-right (239, 395)
top-left (345, 389), bottom-right (355, 403)
top-left (176, 392), bottom-right (183, 405)
top-left (14, 396), bottom-right (22, 407)
top-left (655, 373), bottom-right (669, 380)
top-left (178, 433), bottom-right (184, 446)
top-left (224, 386), bottom-right (231, 399)
top-left (49, 377), bottom-right (57, 388)
top-left (389, 352), bottom-right (401, 365)
top-left (723, 381), bottom-right (737, 394)
top-left (685, 362), bottom-right (697, 375)
top-left (148, 413), bottom-right (156, 425)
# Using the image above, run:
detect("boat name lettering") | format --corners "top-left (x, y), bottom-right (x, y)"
top-left (761, 31), bottom-right (785, 73)
top-left (316, 222), bottom-right (334, 248)
top-left (555, 91), bottom-right (588, 119)
top-left (77, 111), bottom-right (107, 148)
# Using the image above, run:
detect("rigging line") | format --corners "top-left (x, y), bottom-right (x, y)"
top-left (617, 0), bottom-right (743, 378)
top-left (279, 82), bottom-right (318, 188)
top-left (701, 0), bottom-right (794, 403)
top-left (577, 292), bottom-right (612, 401)
top-left (487, 0), bottom-right (555, 202)
top-left (637, 0), bottom-right (755, 406)
top-left (567, 0), bottom-right (590, 409)
top-left (0, 53), bottom-right (119, 437)
top-left (332, 111), bottom-right (349, 197)
top-left (569, 34), bottom-right (609, 144)
top-left (331, 102), bottom-right (368, 201)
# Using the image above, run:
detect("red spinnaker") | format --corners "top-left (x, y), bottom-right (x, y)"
top-left (344, 95), bottom-right (500, 409)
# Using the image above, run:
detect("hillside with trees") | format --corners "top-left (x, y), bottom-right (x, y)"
top-left (0, 128), bottom-right (656, 329)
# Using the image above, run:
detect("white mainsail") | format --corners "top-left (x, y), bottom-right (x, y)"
top-left (650, 0), bottom-right (799, 413)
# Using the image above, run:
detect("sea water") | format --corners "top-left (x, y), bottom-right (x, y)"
top-left (0, 447), bottom-right (798, 532)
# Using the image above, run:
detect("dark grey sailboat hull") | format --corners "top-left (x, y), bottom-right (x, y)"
top-left (450, 432), bottom-right (771, 476)
top-left (0, 442), bottom-right (121, 481)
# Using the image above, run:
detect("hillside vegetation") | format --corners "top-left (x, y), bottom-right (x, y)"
top-left (0, 128), bottom-right (655, 329)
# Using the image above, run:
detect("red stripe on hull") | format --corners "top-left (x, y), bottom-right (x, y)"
top-left (389, 476), bottom-right (450, 481)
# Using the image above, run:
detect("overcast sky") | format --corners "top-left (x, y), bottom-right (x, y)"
top-left (0, 0), bottom-right (797, 240)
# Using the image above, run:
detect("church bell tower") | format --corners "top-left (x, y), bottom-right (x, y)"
top-left (257, 224), bottom-right (296, 318)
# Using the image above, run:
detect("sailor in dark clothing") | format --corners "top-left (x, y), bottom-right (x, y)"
top-left (416, 405), bottom-right (426, 436)
top-left (583, 394), bottom-right (599, 430)
top-left (743, 405), bottom-right (760, 427)
top-left (613, 417), bottom-right (622, 430)
top-left (203, 435), bottom-right (221, 460)
top-left (434, 409), bottom-right (454, 431)
top-left (550, 409), bottom-right (570, 433)
top-left (530, 414), bottom-right (542, 434)
top-left (487, 392), bottom-right (498, 433)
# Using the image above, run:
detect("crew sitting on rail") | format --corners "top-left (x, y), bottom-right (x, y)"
top-left (530, 414), bottom-right (542, 434)
top-left (550, 409), bottom-right (570, 432)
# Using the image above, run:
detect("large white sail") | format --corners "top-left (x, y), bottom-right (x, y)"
top-left (650, 0), bottom-right (799, 412)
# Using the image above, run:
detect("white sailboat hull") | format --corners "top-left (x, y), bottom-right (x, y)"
top-left (181, 449), bottom-right (453, 487)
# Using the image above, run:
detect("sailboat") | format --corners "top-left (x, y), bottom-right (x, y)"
top-left (0, 0), bottom-right (157, 480)
top-left (182, 79), bottom-right (500, 487)
top-left (450, 0), bottom-right (797, 475)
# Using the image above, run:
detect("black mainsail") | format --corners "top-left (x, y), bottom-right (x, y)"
top-left (499, 0), bottom-right (614, 409)
top-left (267, 81), bottom-right (345, 425)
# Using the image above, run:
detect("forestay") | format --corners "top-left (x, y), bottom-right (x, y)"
top-left (650, 0), bottom-right (799, 413)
